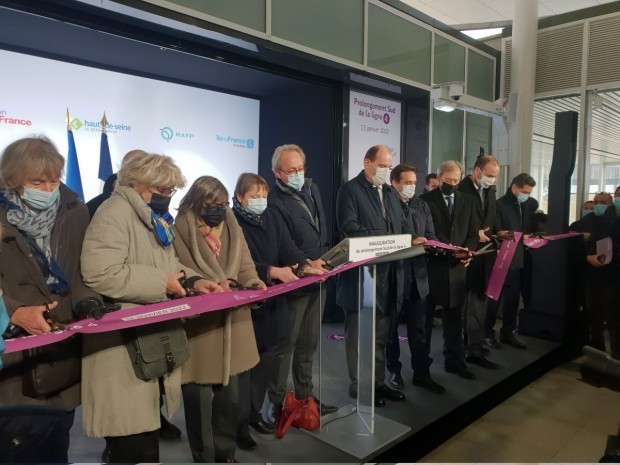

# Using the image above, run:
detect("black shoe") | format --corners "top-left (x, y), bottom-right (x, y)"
top-left (159, 414), bottom-right (182, 440)
top-left (376, 385), bottom-right (405, 401)
top-left (101, 447), bottom-right (110, 464)
top-left (482, 346), bottom-right (491, 355)
top-left (412, 375), bottom-right (446, 394)
top-left (466, 355), bottom-right (499, 369)
top-left (375, 395), bottom-right (386, 407)
top-left (237, 434), bottom-right (258, 450)
top-left (313, 396), bottom-right (338, 415)
top-left (387, 372), bottom-right (404, 390)
top-left (484, 336), bottom-right (503, 349)
top-left (445, 365), bottom-right (476, 380)
top-left (500, 333), bottom-right (527, 349)
top-left (266, 402), bottom-right (282, 426)
top-left (249, 420), bottom-right (276, 435)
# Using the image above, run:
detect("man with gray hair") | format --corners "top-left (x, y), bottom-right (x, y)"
top-left (266, 144), bottom-right (336, 425)
top-left (420, 160), bottom-right (479, 380)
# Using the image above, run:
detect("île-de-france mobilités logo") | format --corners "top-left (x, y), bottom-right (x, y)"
top-left (160, 126), bottom-right (195, 142)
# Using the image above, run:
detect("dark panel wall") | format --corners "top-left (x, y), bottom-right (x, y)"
top-left (403, 94), bottom-right (431, 195)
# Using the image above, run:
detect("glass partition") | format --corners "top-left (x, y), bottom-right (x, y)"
top-left (430, 108), bottom-right (464, 172)
top-left (164, 0), bottom-right (266, 32)
top-left (467, 50), bottom-right (495, 101)
top-left (434, 35), bottom-right (465, 85)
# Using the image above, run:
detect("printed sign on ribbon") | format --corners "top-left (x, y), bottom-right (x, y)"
top-left (485, 232), bottom-right (523, 301)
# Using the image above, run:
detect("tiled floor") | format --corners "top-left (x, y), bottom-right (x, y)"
top-left (420, 358), bottom-right (620, 463)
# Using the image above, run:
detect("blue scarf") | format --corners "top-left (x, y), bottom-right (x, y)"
top-left (150, 209), bottom-right (176, 247)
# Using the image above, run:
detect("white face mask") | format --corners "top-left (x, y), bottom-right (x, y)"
top-left (246, 197), bottom-right (267, 215)
top-left (400, 184), bottom-right (416, 201)
top-left (478, 174), bottom-right (496, 189)
top-left (373, 167), bottom-right (389, 186)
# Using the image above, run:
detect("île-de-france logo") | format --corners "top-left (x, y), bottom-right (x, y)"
top-left (160, 126), bottom-right (195, 142)
top-left (216, 134), bottom-right (255, 149)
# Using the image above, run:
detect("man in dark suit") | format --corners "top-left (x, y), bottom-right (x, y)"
top-left (385, 164), bottom-right (445, 394)
top-left (484, 173), bottom-right (537, 349)
top-left (266, 144), bottom-right (336, 424)
top-left (420, 160), bottom-right (479, 379)
top-left (458, 155), bottom-right (502, 368)
top-left (336, 145), bottom-right (409, 406)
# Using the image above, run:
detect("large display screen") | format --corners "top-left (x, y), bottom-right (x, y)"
top-left (348, 89), bottom-right (401, 180)
top-left (0, 49), bottom-right (260, 208)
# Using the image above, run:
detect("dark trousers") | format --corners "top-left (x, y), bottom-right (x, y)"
top-left (0, 406), bottom-right (74, 463)
top-left (238, 349), bottom-right (275, 436)
top-left (442, 303), bottom-right (466, 369)
top-left (386, 285), bottom-right (434, 377)
top-left (182, 379), bottom-right (239, 463)
top-left (105, 429), bottom-right (159, 463)
top-left (466, 290), bottom-right (488, 356)
top-left (584, 282), bottom-right (613, 351)
top-left (485, 268), bottom-right (523, 337)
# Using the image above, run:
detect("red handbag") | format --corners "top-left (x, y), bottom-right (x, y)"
top-left (276, 390), bottom-right (320, 438)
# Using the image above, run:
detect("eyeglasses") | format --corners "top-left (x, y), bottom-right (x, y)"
top-left (278, 167), bottom-right (305, 176)
top-left (154, 187), bottom-right (177, 197)
top-left (206, 201), bottom-right (230, 208)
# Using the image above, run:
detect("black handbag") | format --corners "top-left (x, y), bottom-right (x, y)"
top-left (21, 335), bottom-right (81, 398)
top-left (124, 320), bottom-right (189, 381)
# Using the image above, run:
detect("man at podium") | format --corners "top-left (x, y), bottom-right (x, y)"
top-left (336, 144), bottom-right (410, 407)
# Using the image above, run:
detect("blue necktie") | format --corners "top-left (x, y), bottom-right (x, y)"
top-left (445, 196), bottom-right (453, 216)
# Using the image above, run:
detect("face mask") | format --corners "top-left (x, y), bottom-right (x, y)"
top-left (22, 185), bottom-right (60, 210)
top-left (373, 167), bottom-right (389, 186)
top-left (246, 197), bottom-right (267, 215)
top-left (581, 210), bottom-right (592, 218)
top-left (517, 192), bottom-right (529, 203)
top-left (440, 183), bottom-right (457, 196)
top-left (202, 204), bottom-right (227, 227)
top-left (286, 171), bottom-right (305, 191)
top-left (400, 184), bottom-right (416, 201)
top-left (148, 193), bottom-right (172, 215)
top-left (614, 198), bottom-right (620, 209)
top-left (593, 204), bottom-right (608, 216)
top-left (477, 174), bottom-right (495, 189)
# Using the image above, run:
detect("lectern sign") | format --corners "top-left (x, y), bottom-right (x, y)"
top-left (347, 234), bottom-right (411, 261)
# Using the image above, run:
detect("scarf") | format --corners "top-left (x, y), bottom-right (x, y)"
top-left (232, 197), bottom-right (263, 227)
top-left (200, 224), bottom-right (222, 261)
top-left (150, 209), bottom-right (176, 247)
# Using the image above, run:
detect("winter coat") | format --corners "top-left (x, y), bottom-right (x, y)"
top-left (80, 186), bottom-right (196, 438)
top-left (173, 208), bottom-right (262, 385)
top-left (0, 184), bottom-right (96, 411)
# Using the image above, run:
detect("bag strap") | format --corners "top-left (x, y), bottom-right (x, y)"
top-left (276, 400), bottom-right (302, 439)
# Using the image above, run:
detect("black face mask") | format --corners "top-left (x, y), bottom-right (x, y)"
top-left (148, 193), bottom-right (172, 214)
top-left (439, 183), bottom-right (457, 196)
top-left (202, 204), bottom-right (227, 227)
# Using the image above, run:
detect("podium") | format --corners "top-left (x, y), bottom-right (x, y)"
top-left (307, 234), bottom-right (426, 459)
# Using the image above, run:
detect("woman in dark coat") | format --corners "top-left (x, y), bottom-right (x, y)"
top-left (232, 173), bottom-right (320, 449)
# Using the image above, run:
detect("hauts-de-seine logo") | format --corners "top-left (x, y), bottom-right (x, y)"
top-left (70, 116), bottom-right (132, 133)
top-left (0, 108), bottom-right (33, 126)
top-left (160, 126), bottom-right (195, 142)
top-left (216, 135), bottom-right (255, 149)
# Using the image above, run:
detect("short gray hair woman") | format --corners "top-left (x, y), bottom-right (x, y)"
top-left (81, 153), bottom-right (221, 463)
top-left (0, 135), bottom-right (101, 462)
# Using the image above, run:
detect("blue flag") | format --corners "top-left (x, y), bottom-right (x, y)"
top-left (66, 129), bottom-right (84, 200)
top-left (98, 132), bottom-right (113, 182)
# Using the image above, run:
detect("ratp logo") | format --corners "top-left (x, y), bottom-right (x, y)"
top-left (160, 126), bottom-right (174, 142)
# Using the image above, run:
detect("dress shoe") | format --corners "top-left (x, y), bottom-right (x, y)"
top-left (349, 389), bottom-right (386, 407)
top-left (387, 372), bottom-right (404, 390)
top-left (484, 336), bottom-right (502, 349)
top-left (445, 365), bottom-right (476, 380)
top-left (266, 402), bottom-right (282, 426)
top-left (482, 346), bottom-right (491, 355)
top-left (159, 414), bottom-right (182, 440)
top-left (249, 420), bottom-right (276, 435)
top-left (237, 434), bottom-right (258, 450)
top-left (313, 396), bottom-right (338, 415)
top-left (466, 355), bottom-right (499, 369)
top-left (376, 385), bottom-right (405, 401)
top-left (500, 333), bottom-right (527, 349)
top-left (412, 375), bottom-right (446, 394)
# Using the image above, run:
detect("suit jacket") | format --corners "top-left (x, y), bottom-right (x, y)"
top-left (458, 176), bottom-right (499, 292)
top-left (496, 190), bottom-right (533, 269)
top-left (420, 187), bottom-right (478, 308)
top-left (335, 171), bottom-right (410, 314)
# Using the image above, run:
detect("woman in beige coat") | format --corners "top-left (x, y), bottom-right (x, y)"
top-left (173, 176), bottom-right (265, 463)
top-left (81, 154), bottom-right (220, 463)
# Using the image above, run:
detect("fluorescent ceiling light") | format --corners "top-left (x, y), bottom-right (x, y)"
top-left (462, 28), bottom-right (503, 40)
top-left (433, 101), bottom-right (456, 112)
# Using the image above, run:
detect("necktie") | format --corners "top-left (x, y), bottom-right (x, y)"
top-left (445, 196), bottom-right (453, 216)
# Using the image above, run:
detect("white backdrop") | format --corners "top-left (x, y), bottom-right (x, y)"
top-left (0, 49), bottom-right (260, 209)
top-left (347, 90), bottom-right (402, 180)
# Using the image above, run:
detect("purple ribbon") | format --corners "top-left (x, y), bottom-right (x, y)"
top-left (485, 232), bottom-right (523, 301)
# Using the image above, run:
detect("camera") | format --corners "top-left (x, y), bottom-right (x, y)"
top-left (449, 83), bottom-right (464, 101)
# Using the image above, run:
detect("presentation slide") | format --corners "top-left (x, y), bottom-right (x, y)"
top-left (348, 90), bottom-right (401, 180)
top-left (0, 49), bottom-right (260, 209)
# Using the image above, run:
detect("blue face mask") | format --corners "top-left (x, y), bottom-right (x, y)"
top-left (0, 296), bottom-right (9, 370)
top-left (245, 197), bottom-right (267, 215)
top-left (517, 192), bottom-right (529, 204)
top-left (593, 204), bottom-right (608, 216)
top-left (614, 197), bottom-right (620, 209)
top-left (581, 210), bottom-right (592, 218)
top-left (22, 185), bottom-right (60, 210)
top-left (286, 171), bottom-right (305, 191)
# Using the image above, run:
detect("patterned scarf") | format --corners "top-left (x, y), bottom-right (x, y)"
top-left (232, 197), bottom-right (263, 226)
top-left (199, 223), bottom-right (222, 261)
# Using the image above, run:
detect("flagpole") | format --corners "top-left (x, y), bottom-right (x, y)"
top-left (98, 112), bottom-right (113, 183)
top-left (65, 108), bottom-right (85, 200)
